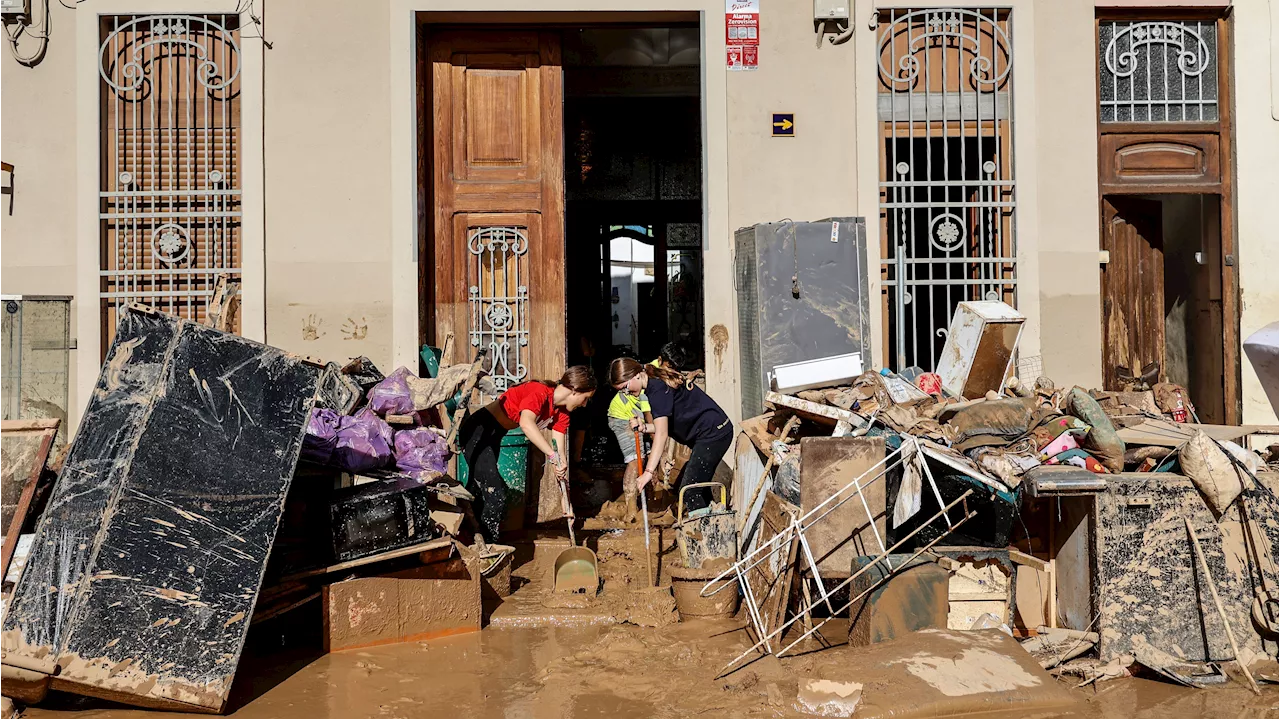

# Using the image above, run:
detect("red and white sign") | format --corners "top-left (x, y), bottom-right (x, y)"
top-left (726, 0), bottom-right (759, 71)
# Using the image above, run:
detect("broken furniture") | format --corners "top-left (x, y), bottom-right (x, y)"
top-left (734, 218), bottom-right (872, 418)
top-left (1, 306), bottom-right (326, 713)
top-left (848, 554), bottom-right (949, 647)
top-left (935, 301), bottom-right (1026, 400)
top-left (330, 478), bottom-right (454, 563)
top-left (1094, 473), bottom-right (1276, 674)
top-left (322, 540), bottom-right (482, 652)
top-left (0, 418), bottom-right (59, 582)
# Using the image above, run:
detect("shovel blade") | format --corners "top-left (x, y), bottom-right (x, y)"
top-left (553, 546), bottom-right (600, 594)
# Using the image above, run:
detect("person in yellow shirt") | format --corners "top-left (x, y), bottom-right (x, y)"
top-left (607, 358), bottom-right (659, 523)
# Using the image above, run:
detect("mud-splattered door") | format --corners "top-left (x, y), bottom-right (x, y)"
top-left (1101, 196), bottom-right (1165, 390)
top-left (426, 30), bottom-right (565, 389)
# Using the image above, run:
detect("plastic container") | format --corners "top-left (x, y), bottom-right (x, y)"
top-left (670, 564), bottom-right (740, 620)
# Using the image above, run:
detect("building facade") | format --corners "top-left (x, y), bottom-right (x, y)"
top-left (2, 0), bottom-right (1276, 433)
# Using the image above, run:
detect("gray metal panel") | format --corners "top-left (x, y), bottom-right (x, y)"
top-left (735, 226), bottom-right (762, 419)
top-left (735, 218), bottom-right (872, 417)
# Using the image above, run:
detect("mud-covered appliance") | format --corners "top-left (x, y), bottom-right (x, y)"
top-left (734, 217), bottom-right (873, 418)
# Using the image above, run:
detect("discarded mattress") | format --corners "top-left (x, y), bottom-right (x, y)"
top-left (1, 306), bottom-right (325, 713)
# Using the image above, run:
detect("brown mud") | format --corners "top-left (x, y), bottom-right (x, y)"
top-left (20, 621), bottom-right (1273, 719)
top-left (17, 530), bottom-right (1275, 719)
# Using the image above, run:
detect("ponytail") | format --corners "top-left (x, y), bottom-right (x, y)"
top-left (609, 357), bottom-right (683, 390)
top-left (644, 363), bottom-right (685, 390)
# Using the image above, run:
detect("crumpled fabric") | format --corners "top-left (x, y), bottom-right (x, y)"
top-left (1043, 448), bottom-right (1109, 474)
top-left (892, 436), bottom-right (923, 529)
top-left (333, 407), bottom-right (394, 473)
top-left (301, 408), bottom-right (341, 464)
top-left (393, 427), bottom-right (450, 480)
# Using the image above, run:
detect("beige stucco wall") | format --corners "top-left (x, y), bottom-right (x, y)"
top-left (1028, 1), bottom-right (1104, 390)
top-left (1232, 0), bottom-right (1280, 424)
top-left (2, 0), bottom-right (1274, 432)
top-left (263, 1), bottom-right (395, 369)
top-left (1, 0), bottom-right (81, 412)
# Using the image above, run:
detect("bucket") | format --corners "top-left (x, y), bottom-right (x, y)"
top-left (552, 546), bottom-right (600, 594)
top-left (670, 563), bottom-right (740, 620)
top-left (675, 483), bottom-right (737, 570)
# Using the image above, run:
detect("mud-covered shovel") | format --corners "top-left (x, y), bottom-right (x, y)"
top-left (634, 423), bottom-right (655, 587)
top-left (552, 473), bottom-right (598, 594)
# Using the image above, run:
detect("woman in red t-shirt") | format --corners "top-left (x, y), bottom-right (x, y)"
top-left (459, 366), bottom-right (596, 543)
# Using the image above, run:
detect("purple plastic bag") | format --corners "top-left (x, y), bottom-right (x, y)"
top-left (367, 366), bottom-right (416, 417)
top-left (394, 427), bottom-right (450, 479)
top-left (333, 407), bottom-right (394, 473)
top-left (301, 408), bottom-right (341, 464)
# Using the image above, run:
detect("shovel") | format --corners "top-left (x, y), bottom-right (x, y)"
top-left (552, 467), bottom-right (599, 594)
top-left (634, 422), bottom-right (655, 587)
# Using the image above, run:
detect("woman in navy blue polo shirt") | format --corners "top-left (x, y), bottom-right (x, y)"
top-left (607, 357), bottom-right (732, 513)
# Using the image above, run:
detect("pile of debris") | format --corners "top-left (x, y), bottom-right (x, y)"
top-left (0, 305), bottom-right (500, 714)
top-left (718, 300), bottom-right (1277, 708)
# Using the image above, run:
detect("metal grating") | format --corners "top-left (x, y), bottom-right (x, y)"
top-left (1099, 20), bottom-right (1218, 123)
top-left (98, 15), bottom-right (242, 347)
top-left (468, 226), bottom-right (530, 392)
top-left (878, 8), bottom-right (1017, 372)
top-left (735, 227), bottom-right (761, 418)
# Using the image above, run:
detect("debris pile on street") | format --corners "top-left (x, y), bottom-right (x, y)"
top-left (0, 300), bottom-right (1275, 717)
top-left (0, 305), bottom-right (497, 713)
top-left (718, 299), bottom-right (1278, 701)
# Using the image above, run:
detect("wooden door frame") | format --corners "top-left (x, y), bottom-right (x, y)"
top-left (1094, 10), bottom-right (1239, 423)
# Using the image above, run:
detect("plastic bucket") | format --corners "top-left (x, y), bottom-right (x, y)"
top-left (670, 564), bottom-right (740, 620)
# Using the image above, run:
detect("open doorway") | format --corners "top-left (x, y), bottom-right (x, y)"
top-left (562, 27), bottom-right (704, 381)
top-left (1101, 194), bottom-right (1226, 422)
top-left (420, 23), bottom-right (704, 473)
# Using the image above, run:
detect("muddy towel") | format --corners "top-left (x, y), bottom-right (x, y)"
top-left (302, 408), bottom-right (341, 463)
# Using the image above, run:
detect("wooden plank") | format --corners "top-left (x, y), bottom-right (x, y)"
top-left (1216, 14), bottom-right (1240, 425)
top-left (799, 436), bottom-right (887, 575)
top-left (765, 391), bottom-right (865, 428)
top-left (1116, 419), bottom-right (1275, 447)
top-left (1, 419), bottom-right (59, 579)
top-left (1008, 549), bottom-right (1049, 572)
top-left (0, 419), bottom-right (61, 432)
top-left (747, 493), bottom-right (799, 645)
top-left (279, 537), bottom-right (455, 583)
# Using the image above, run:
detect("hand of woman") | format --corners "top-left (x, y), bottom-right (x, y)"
top-left (637, 470), bottom-right (654, 490)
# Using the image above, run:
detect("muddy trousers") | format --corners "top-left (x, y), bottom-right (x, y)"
top-left (460, 409), bottom-right (510, 544)
top-left (676, 425), bottom-right (734, 514)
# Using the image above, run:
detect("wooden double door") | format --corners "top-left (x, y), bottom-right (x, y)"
top-left (425, 30), bottom-right (565, 388)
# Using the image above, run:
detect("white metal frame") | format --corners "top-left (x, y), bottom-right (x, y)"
top-left (704, 435), bottom-right (968, 674)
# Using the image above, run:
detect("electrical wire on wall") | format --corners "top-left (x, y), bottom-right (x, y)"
top-left (3, 0), bottom-right (55, 67)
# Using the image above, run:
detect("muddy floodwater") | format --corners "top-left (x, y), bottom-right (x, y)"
top-left (22, 620), bottom-right (1274, 719)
